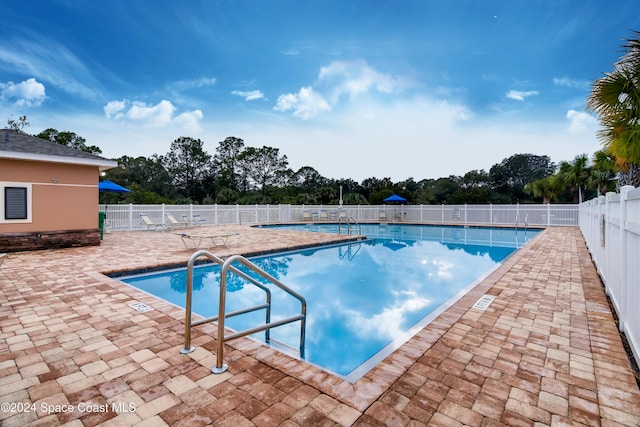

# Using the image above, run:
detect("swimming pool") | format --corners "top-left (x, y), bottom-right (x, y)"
top-left (120, 224), bottom-right (540, 381)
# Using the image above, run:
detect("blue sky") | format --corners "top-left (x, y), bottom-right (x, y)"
top-left (1, 1), bottom-right (639, 181)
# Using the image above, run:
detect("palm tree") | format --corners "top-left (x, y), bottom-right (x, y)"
top-left (558, 154), bottom-right (591, 203)
top-left (586, 31), bottom-right (640, 188)
top-left (588, 149), bottom-right (618, 195)
top-left (525, 176), bottom-right (563, 203)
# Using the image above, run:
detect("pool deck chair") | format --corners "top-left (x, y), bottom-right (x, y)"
top-left (140, 213), bottom-right (165, 231)
top-left (192, 214), bottom-right (207, 226)
top-left (174, 231), bottom-right (240, 250)
top-left (319, 210), bottom-right (329, 221)
top-left (302, 210), bottom-right (313, 222)
top-left (166, 214), bottom-right (190, 229)
top-left (379, 211), bottom-right (388, 222)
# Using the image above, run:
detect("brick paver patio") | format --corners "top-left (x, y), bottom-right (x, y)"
top-left (0, 225), bottom-right (639, 426)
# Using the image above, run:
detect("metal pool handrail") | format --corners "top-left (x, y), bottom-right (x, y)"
top-left (181, 250), bottom-right (272, 354)
top-left (515, 213), bottom-right (529, 230)
top-left (180, 250), bottom-right (307, 375)
top-left (239, 210), bottom-right (260, 225)
top-left (338, 215), bottom-right (361, 235)
top-left (213, 254), bottom-right (307, 373)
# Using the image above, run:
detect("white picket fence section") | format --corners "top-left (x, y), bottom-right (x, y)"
top-left (579, 185), bottom-right (640, 367)
top-left (99, 203), bottom-right (578, 231)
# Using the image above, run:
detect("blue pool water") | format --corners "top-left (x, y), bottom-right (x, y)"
top-left (120, 224), bottom-right (539, 381)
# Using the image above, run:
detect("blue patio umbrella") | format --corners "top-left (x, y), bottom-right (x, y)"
top-left (383, 193), bottom-right (406, 220)
top-left (382, 240), bottom-right (408, 251)
top-left (99, 180), bottom-right (131, 193)
top-left (383, 194), bottom-right (406, 203)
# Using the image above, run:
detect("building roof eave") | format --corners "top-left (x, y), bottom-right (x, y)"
top-left (0, 150), bottom-right (118, 171)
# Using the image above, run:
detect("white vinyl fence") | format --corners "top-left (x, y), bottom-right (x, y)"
top-left (579, 185), bottom-right (640, 367)
top-left (99, 203), bottom-right (578, 231)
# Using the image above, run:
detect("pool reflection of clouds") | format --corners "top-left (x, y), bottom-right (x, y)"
top-left (253, 240), bottom-right (500, 353)
top-left (346, 292), bottom-right (433, 340)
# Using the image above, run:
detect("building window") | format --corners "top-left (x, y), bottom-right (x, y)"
top-left (4, 187), bottom-right (28, 220)
top-left (0, 182), bottom-right (32, 223)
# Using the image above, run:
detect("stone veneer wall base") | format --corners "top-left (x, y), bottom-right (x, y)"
top-left (0, 229), bottom-right (101, 252)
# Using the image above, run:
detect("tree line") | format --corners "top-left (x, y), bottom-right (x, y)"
top-left (6, 30), bottom-right (639, 206)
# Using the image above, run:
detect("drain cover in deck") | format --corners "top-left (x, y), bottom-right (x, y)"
top-left (472, 295), bottom-right (496, 310)
top-left (128, 302), bottom-right (152, 313)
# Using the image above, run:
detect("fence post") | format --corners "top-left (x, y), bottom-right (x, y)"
top-left (128, 204), bottom-right (133, 230)
top-left (489, 203), bottom-right (493, 226)
top-left (619, 186), bottom-right (634, 332)
top-left (602, 193), bottom-right (613, 296)
top-left (547, 203), bottom-right (551, 227)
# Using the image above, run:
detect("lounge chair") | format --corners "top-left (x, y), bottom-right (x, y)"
top-left (302, 210), bottom-right (313, 222)
top-left (319, 210), bottom-right (329, 221)
top-left (338, 210), bottom-right (347, 220)
top-left (140, 213), bottom-right (164, 231)
top-left (192, 214), bottom-right (207, 226)
top-left (379, 211), bottom-right (388, 222)
top-left (174, 231), bottom-right (240, 249)
top-left (166, 213), bottom-right (190, 229)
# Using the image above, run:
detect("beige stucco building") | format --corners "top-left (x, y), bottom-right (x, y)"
top-left (0, 129), bottom-right (117, 252)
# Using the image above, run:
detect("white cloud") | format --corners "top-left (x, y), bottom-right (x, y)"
top-left (280, 48), bottom-right (300, 56)
top-left (231, 90), bottom-right (265, 101)
top-left (274, 60), bottom-right (409, 119)
top-left (103, 99), bottom-right (203, 130)
top-left (318, 60), bottom-right (403, 100)
top-left (174, 109), bottom-right (204, 132)
top-left (566, 109), bottom-right (597, 134)
top-left (103, 100), bottom-right (126, 119)
top-left (506, 90), bottom-right (539, 101)
top-left (128, 100), bottom-right (175, 126)
top-left (0, 78), bottom-right (46, 107)
top-left (553, 77), bottom-right (591, 89)
top-left (0, 35), bottom-right (103, 100)
top-left (273, 87), bottom-right (331, 120)
top-left (170, 77), bottom-right (217, 91)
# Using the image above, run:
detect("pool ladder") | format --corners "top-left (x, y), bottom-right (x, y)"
top-left (180, 250), bottom-right (307, 374)
top-left (338, 215), bottom-right (361, 235)
top-left (515, 213), bottom-right (528, 230)
top-left (239, 210), bottom-right (261, 225)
